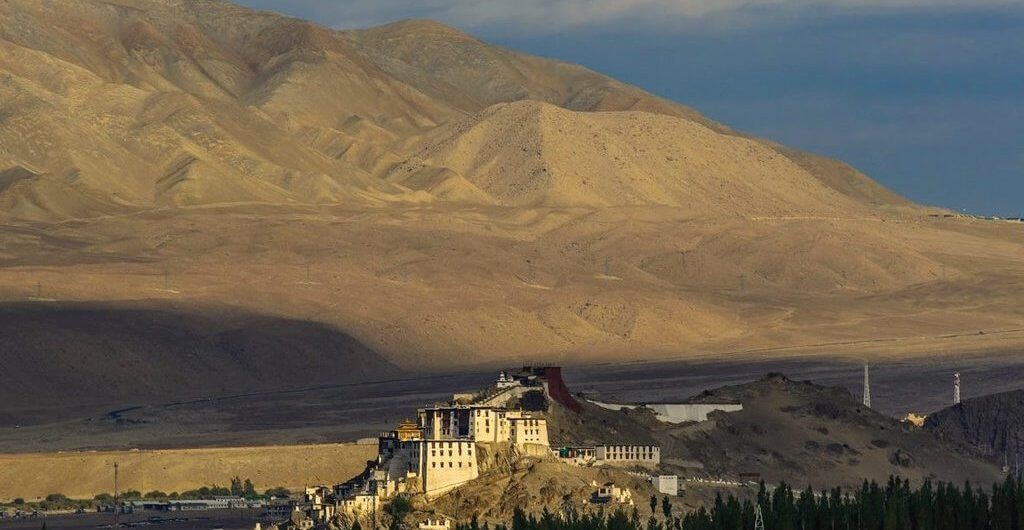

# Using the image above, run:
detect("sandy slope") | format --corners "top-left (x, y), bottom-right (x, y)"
top-left (1, 206), bottom-right (1022, 374)
top-left (391, 101), bottom-right (871, 212)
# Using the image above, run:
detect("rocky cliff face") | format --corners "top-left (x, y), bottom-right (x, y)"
top-left (925, 389), bottom-right (1024, 462)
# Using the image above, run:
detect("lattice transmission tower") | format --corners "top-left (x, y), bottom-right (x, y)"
top-left (863, 364), bottom-right (871, 408)
top-left (754, 504), bottom-right (766, 530)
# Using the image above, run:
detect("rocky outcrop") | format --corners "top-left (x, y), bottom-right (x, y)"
top-left (924, 389), bottom-right (1024, 460)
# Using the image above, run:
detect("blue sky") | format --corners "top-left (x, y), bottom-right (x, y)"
top-left (235, 1), bottom-right (1023, 216)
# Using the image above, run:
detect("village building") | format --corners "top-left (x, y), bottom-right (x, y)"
top-left (553, 446), bottom-right (597, 465)
top-left (592, 482), bottom-right (634, 505)
top-left (595, 445), bottom-right (660, 466)
top-left (653, 475), bottom-right (678, 496)
top-left (419, 518), bottom-right (452, 530)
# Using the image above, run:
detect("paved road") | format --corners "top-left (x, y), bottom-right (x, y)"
top-left (0, 509), bottom-right (264, 530)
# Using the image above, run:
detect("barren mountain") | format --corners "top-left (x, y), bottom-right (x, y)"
top-left (0, 0), bottom-right (908, 216)
top-left (925, 389), bottom-right (1024, 463)
top-left (0, 0), bottom-right (1022, 408)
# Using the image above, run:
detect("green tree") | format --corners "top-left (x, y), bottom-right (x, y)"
top-left (40, 493), bottom-right (72, 511)
top-left (608, 508), bottom-right (632, 530)
top-left (512, 507), bottom-right (529, 530)
top-left (384, 495), bottom-right (413, 530)
top-left (265, 486), bottom-right (291, 498)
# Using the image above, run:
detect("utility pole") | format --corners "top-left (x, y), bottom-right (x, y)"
top-left (1011, 437), bottom-right (1019, 480)
top-left (862, 364), bottom-right (871, 409)
top-left (113, 462), bottom-right (119, 529)
top-left (754, 503), bottom-right (766, 530)
top-left (954, 372), bottom-right (961, 405)
top-left (1003, 431), bottom-right (1011, 473)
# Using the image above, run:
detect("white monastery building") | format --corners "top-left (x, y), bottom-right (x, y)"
top-left (312, 368), bottom-right (558, 522)
top-left (302, 366), bottom-right (667, 526)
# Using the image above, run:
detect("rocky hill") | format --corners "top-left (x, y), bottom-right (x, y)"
top-left (425, 373), bottom-right (1006, 522)
top-left (924, 388), bottom-right (1024, 463)
top-left (545, 374), bottom-right (1002, 490)
top-left (663, 375), bottom-right (1001, 489)
top-left (0, 0), bottom-right (1022, 390)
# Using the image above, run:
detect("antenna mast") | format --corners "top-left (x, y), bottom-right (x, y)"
top-left (754, 503), bottom-right (766, 530)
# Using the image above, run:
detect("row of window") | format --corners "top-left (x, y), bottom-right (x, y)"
top-left (430, 448), bottom-right (473, 457)
top-left (430, 461), bottom-right (472, 468)
top-left (424, 441), bottom-right (473, 448)
top-left (605, 451), bottom-right (657, 459)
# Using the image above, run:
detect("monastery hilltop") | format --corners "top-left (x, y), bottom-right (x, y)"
top-left (291, 367), bottom-right (685, 529)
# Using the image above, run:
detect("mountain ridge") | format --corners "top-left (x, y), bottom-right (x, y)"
top-left (0, 0), bottom-right (1022, 373)
top-left (0, 0), bottom-right (910, 218)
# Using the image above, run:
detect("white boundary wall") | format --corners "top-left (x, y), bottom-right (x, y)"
top-left (588, 400), bottom-right (742, 424)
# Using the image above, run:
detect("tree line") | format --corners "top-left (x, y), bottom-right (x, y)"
top-left (1, 477), bottom-right (291, 511)
top-left (449, 475), bottom-right (1024, 530)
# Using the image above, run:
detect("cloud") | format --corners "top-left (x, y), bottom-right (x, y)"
top-left (237, 0), bottom-right (1024, 33)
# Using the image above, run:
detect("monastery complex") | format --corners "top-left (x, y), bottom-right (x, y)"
top-left (305, 367), bottom-right (665, 524)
